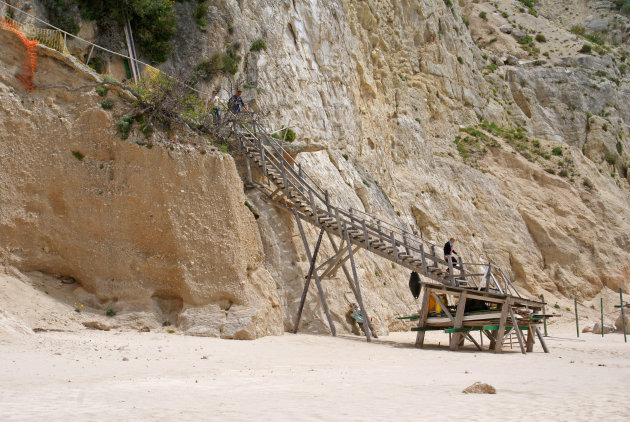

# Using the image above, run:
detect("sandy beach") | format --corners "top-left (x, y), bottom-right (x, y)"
top-left (2, 323), bottom-right (629, 422)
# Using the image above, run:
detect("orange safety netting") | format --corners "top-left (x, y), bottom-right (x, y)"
top-left (1, 17), bottom-right (38, 92)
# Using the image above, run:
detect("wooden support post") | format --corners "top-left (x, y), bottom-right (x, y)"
top-left (293, 213), bottom-right (336, 336)
top-left (415, 286), bottom-right (431, 348)
top-left (465, 333), bottom-right (482, 351)
top-left (526, 325), bottom-right (535, 352)
top-left (293, 228), bottom-right (325, 334)
top-left (509, 307), bottom-right (526, 354)
top-left (450, 292), bottom-right (468, 351)
top-left (535, 327), bottom-right (549, 353)
top-left (325, 232), bottom-right (358, 300)
top-left (494, 299), bottom-right (511, 353)
top-left (420, 244), bottom-right (428, 275)
top-left (344, 226), bottom-right (372, 342)
top-left (430, 245), bottom-right (437, 267)
top-left (574, 297), bottom-right (579, 338)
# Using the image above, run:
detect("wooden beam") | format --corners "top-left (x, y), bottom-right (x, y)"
top-left (431, 293), bottom-right (454, 321)
top-left (494, 299), bottom-right (511, 353)
top-left (344, 226), bottom-right (372, 342)
top-left (535, 326), bottom-right (550, 353)
top-left (415, 286), bottom-right (431, 348)
top-left (293, 212), bottom-right (336, 336)
top-left (292, 227), bottom-right (325, 334)
top-left (509, 306), bottom-right (526, 354)
top-left (526, 325), bottom-right (535, 352)
top-left (465, 333), bottom-right (482, 351)
top-left (450, 292), bottom-right (468, 351)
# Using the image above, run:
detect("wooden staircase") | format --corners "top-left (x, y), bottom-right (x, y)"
top-left (233, 119), bottom-right (522, 296)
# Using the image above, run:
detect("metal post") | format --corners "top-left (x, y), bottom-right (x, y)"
top-left (620, 288), bottom-right (627, 343)
top-left (541, 294), bottom-right (548, 336)
top-left (599, 297), bottom-right (604, 337)
top-left (86, 44), bottom-right (95, 67)
top-left (574, 297), bottom-right (579, 338)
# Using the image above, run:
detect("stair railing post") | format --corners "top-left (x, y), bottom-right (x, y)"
top-left (458, 256), bottom-right (465, 284)
top-left (420, 243), bottom-right (428, 274)
top-left (390, 230), bottom-right (398, 262)
top-left (308, 189), bottom-right (319, 225)
top-left (362, 220), bottom-right (370, 250)
top-left (448, 255), bottom-right (456, 286)
top-left (430, 244), bottom-right (437, 269)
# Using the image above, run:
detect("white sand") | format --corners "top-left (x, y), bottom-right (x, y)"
top-left (1, 324), bottom-right (629, 422)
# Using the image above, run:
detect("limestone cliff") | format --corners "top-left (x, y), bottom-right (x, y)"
top-left (1, 0), bottom-right (630, 337)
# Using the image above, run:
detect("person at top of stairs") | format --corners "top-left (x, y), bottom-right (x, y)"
top-left (443, 237), bottom-right (459, 267)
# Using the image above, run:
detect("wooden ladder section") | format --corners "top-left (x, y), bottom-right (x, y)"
top-left (234, 119), bottom-right (548, 352)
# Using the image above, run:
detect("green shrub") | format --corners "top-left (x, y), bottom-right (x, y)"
top-left (117, 115), bottom-right (133, 139)
top-left (605, 155), bottom-right (617, 165)
top-left (579, 44), bottom-right (592, 54)
top-left (101, 99), bottom-right (113, 110)
top-left (457, 56), bottom-right (464, 64)
top-left (558, 169), bottom-right (569, 177)
top-left (88, 56), bottom-right (105, 74)
top-left (71, 150), bottom-right (84, 161)
top-left (617, 141), bottom-right (623, 154)
top-left (603, 123), bottom-right (608, 132)
top-left (479, 12), bottom-right (487, 20)
top-left (195, 52), bottom-right (223, 80)
top-left (250, 38), bottom-right (267, 52)
top-left (570, 25), bottom-right (586, 36)
top-left (462, 17), bottom-right (469, 27)
top-left (271, 127), bottom-right (296, 142)
top-left (74, 0), bottom-right (177, 63)
top-left (222, 43), bottom-right (242, 75)
top-left (363, 179), bottom-right (371, 188)
top-left (195, 3), bottom-right (208, 24)
top-left (535, 34), bottom-right (546, 43)
top-left (106, 308), bottom-right (116, 317)
top-left (40, 0), bottom-right (80, 34)
top-left (95, 86), bottom-right (108, 97)
top-left (551, 147), bottom-right (563, 156)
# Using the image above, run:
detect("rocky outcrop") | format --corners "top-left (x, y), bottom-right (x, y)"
top-left (0, 29), bottom-right (282, 338)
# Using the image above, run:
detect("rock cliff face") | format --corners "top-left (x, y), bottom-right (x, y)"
top-left (0, 29), bottom-right (282, 338)
top-left (1, 0), bottom-right (630, 337)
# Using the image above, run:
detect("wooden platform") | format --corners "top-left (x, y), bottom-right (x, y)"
top-left (406, 281), bottom-right (549, 354)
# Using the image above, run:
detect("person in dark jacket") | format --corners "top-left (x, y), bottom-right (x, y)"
top-left (443, 237), bottom-right (459, 267)
top-left (228, 89), bottom-right (247, 114)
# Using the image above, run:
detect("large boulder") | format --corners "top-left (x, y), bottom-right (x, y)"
top-left (615, 311), bottom-right (630, 334)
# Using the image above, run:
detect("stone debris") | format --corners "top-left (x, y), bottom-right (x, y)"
top-left (592, 322), bottom-right (615, 335)
top-left (82, 321), bottom-right (111, 331)
top-left (462, 382), bottom-right (496, 394)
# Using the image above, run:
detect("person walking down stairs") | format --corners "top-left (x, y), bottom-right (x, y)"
top-left (228, 89), bottom-right (248, 114)
top-left (443, 237), bottom-right (459, 267)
